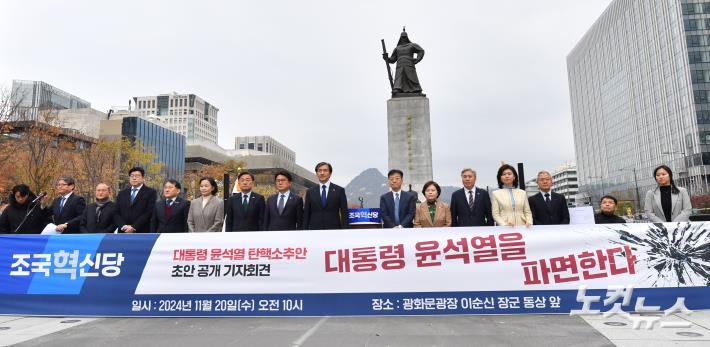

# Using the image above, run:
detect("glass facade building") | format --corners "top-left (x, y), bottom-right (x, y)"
top-left (132, 93), bottom-right (218, 144)
top-left (122, 116), bottom-right (185, 180)
top-left (11, 80), bottom-right (90, 120)
top-left (568, 0), bottom-right (710, 209)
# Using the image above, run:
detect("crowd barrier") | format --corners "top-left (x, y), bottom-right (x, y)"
top-left (0, 222), bottom-right (708, 317)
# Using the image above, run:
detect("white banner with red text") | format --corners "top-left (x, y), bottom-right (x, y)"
top-left (0, 222), bottom-right (708, 316)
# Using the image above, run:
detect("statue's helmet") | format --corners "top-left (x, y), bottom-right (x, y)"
top-left (397, 26), bottom-right (411, 46)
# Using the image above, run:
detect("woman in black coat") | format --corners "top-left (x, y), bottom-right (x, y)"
top-left (0, 184), bottom-right (49, 234)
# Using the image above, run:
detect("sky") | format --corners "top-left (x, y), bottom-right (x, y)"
top-left (0, 0), bottom-right (613, 188)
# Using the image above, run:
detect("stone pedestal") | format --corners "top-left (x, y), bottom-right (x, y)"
top-left (387, 96), bottom-right (433, 200)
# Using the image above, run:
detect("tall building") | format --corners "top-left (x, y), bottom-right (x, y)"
top-left (11, 80), bottom-right (90, 121)
top-left (568, 0), bottom-right (710, 208)
top-left (132, 93), bottom-right (218, 144)
top-left (100, 114), bottom-right (185, 181)
top-left (234, 136), bottom-right (295, 163)
top-left (551, 162), bottom-right (579, 207)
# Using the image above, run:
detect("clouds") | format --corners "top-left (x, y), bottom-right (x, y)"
top-left (0, 0), bottom-right (612, 187)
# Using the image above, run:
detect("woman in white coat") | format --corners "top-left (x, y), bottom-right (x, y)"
top-left (187, 177), bottom-right (224, 232)
top-left (491, 164), bottom-right (532, 227)
top-left (644, 165), bottom-right (692, 223)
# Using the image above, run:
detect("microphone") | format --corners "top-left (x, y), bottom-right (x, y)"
top-left (31, 192), bottom-right (47, 204)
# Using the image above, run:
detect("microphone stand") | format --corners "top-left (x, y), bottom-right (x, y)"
top-left (13, 199), bottom-right (44, 234)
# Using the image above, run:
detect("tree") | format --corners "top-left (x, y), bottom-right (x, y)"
top-left (0, 87), bottom-right (21, 194)
top-left (13, 109), bottom-right (76, 198)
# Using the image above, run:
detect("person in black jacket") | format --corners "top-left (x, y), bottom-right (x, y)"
top-left (48, 176), bottom-right (86, 234)
top-left (594, 195), bottom-right (626, 224)
top-left (150, 179), bottom-right (190, 233)
top-left (0, 184), bottom-right (49, 234)
top-left (264, 171), bottom-right (303, 231)
top-left (528, 171), bottom-right (570, 225)
top-left (303, 162), bottom-right (349, 230)
top-left (226, 171), bottom-right (265, 231)
top-left (115, 167), bottom-right (158, 233)
top-left (80, 183), bottom-right (119, 233)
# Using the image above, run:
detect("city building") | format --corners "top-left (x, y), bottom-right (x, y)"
top-left (184, 138), bottom-right (316, 198)
top-left (11, 80), bottom-right (90, 121)
top-left (100, 114), bottom-right (185, 180)
top-left (132, 93), bottom-right (218, 144)
top-left (552, 162), bottom-right (579, 207)
top-left (568, 0), bottom-right (710, 209)
top-left (234, 136), bottom-right (295, 163)
top-left (524, 178), bottom-right (539, 197)
top-left (57, 108), bottom-right (108, 139)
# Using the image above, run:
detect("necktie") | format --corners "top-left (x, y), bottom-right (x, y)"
top-left (165, 199), bottom-right (173, 218)
top-left (130, 188), bottom-right (138, 203)
top-left (243, 194), bottom-right (249, 212)
top-left (321, 185), bottom-right (327, 207)
top-left (278, 194), bottom-right (286, 214)
top-left (468, 190), bottom-right (474, 210)
top-left (544, 193), bottom-right (551, 205)
top-left (394, 193), bottom-right (400, 226)
top-left (59, 197), bottom-right (66, 213)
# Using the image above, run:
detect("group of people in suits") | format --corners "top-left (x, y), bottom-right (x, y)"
top-left (379, 165), bottom-right (570, 230)
top-left (0, 162), bottom-right (694, 234)
top-left (224, 162), bottom-right (349, 232)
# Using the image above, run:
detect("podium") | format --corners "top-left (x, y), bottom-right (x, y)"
top-left (347, 208), bottom-right (382, 229)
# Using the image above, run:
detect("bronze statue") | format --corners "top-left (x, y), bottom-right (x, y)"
top-left (382, 27), bottom-right (425, 97)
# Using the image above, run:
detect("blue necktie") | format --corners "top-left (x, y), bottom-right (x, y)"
top-left (59, 197), bottom-right (66, 213)
top-left (394, 193), bottom-right (400, 226)
top-left (321, 185), bottom-right (327, 207)
top-left (278, 194), bottom-right (286, 214)
top-left (130, 188), bottom-right (138, 203)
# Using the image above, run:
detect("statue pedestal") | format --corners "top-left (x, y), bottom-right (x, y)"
top-left (387, 96), bottom-right (433, 199)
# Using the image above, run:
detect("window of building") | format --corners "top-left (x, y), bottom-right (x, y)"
top-left (704, 3), bottom-right (710, 13)
top-left (248, 143), bottom-right (254, 150)
top-left (683, 3), bottom-right (697, 15)
top-left (694, 90), bottom-right (709, 104)
top-left (257, 144), bottom-right (263, 151)
top-left (685, 19), bottom-right (699, 31)
top-left (687, 35), bottom-right (702, 47)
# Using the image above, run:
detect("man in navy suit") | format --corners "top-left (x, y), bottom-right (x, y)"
top-left (48, 176), bottom-right (86, 234)
top-left (226, 171), bottom-right (265, 231)
top-left (116, 167), bottom-right (158, 233)
top-left (150, 179), bottom-right (190, 233)
top-left (379, 169), bottom-right (417, 228)
top-left (528, 171), bottom-right (570, 225)
top-left (264, 170), bottom-right (303, 231)
top-left (450, 168), bottom-right (494, 227)
top-left (303, 162), bottom-right (349, 230)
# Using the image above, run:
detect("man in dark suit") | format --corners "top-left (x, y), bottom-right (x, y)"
top-left (226, 171), bottom-right (265, 231)
top-left (303, 162), bottom-right (349, 230)
top-left (379, 169), bottom-right (417, 228)
top-left (450, 168), bottom-right (494, 227)
top-left (49, 176), bottom-right (86, 234)
top-left (80, 183), bottom-right (119, 233)
top-left (115, 167), bottom-right (158, 233)
top-left (264, 171), bottom-right (303, 231)
top-left (528, 171), bottom-right (570, 225)
top-left (151, 179), bottom-right (190, 233)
